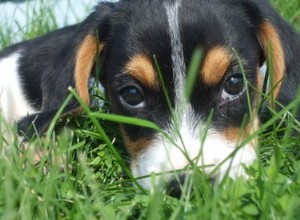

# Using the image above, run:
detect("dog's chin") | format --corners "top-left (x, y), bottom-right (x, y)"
top-left (131, 131), bottom-right (256, 190)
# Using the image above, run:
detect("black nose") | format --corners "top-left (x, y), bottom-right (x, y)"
top-left (166, 174), bottom-right (187, 198)
top-left (166, 173), bottom-right (215, 198)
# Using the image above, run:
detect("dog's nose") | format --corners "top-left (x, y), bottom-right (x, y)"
top-left (166, 174), bottom-right (187, 198)
top-left (166, 173), bottom-right (215, 198)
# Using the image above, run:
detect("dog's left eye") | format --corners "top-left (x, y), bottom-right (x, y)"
top-left (222, 74), bottom-right (245, 99)
top-left (119, 86), bottom-right (145, 109)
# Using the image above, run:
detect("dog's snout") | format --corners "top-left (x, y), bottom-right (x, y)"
top-left (166, 174), bottom-right (187, 198)
top-left (166, 173), bottom-right (216, 198)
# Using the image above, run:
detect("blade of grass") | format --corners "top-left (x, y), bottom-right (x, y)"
top-left (69, 87), bottom-right (146, 193)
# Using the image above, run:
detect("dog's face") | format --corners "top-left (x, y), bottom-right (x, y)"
top-left (75, 0), bottom-right (285, 189)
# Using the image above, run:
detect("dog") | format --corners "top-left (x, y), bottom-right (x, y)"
top-left (0, 0), bottom-right (299, 193)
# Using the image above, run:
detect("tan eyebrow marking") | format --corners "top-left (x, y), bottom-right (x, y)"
top-left (124, 54), bottom-right (159, 89)
top-left (201, 47), bottom-right (231, 86)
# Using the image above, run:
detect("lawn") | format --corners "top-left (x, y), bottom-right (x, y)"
top-left (0, 0), bottom-right (300, 219)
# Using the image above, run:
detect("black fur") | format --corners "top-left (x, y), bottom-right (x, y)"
top-left (0, 25), bottom-right (78, 110)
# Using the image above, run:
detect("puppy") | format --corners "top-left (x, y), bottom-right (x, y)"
top-left (0, 0), bottom-right (299, 191)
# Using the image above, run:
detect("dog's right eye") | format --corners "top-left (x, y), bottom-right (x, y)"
top-left (119, 86), bottom-right (145, 109)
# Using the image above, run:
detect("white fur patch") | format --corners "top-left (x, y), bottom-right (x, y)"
top-left (0, 52), bottom-right (37, 124)
top-left (133, 122), bottom-right (256, 189)
top-left (164, 0), bottom-right (186, 106)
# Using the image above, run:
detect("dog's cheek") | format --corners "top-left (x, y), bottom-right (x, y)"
top-left (129, 137), bottom-right (182, 189)
top-left (221, 114), bottom-right (260, 148)
top-left (123, 134), bottom-right (166, 189)
top-left (122, 133), bottom-right (153, 159)
top-left (216, 115), bottom-right (259, 178)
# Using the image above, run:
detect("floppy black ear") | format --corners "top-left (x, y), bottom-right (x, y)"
top-left (239, 0), bottom-right (287, 100)
top-left (18, 3), bottom-right (116, 137)
top-left (40, 2), bottom-right (116, 111)
top-left (68, 2), bottom-right (115, 106)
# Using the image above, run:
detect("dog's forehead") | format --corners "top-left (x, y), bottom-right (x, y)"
top-left (107, 0), bottom-right (258, 64)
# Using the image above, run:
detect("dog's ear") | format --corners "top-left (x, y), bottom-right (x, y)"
top-left (257, 21), bottom-right (285, 99)
top-left (72, 3), bottom-right (115, 105)
top-left (74, 34), bottom-right (103, 105)
top-left (19, 3), bottom-right (116, 138)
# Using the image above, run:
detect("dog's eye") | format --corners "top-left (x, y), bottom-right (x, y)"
top-left (222, 74), bottom-right (245, 98)
top-left (119, 86), bottom-right (145, 109)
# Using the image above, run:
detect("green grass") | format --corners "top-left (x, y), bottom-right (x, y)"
top-left (0, 0), bottom-right (300, 219)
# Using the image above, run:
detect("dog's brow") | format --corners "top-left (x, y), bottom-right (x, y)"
top-left (124, 54), bottom-right (159, 89)
top-left (201, 47), bottom-right (231, 85)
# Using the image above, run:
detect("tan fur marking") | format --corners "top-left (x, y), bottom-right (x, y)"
top-left (223, 127), bottom-right (242, 142)
top-left (246, 115), bottom-right (259, 148)
top-left (123, 135), bottom-right (152, 158)
top-left (75, 35), bottom-right (103, 105)
top-left (125, 54), bottom-right (159, 89)
top-left (201, 47), bottom-right (231, 85)
top-left (258, 21), bottom-right (285, 99)
top-left (222, 114), bottom-right (259, 148)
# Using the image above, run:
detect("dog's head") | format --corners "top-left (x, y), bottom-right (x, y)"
top-left (71, 0), bottom-right (286, 189)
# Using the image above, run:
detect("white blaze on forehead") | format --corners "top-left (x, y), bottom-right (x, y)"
top-left (164, 0), bottom-right (186, 106)
top-left (164, 0), bottom-right (197, 138)
top-left (164, 0), bottom-right (198, 153)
